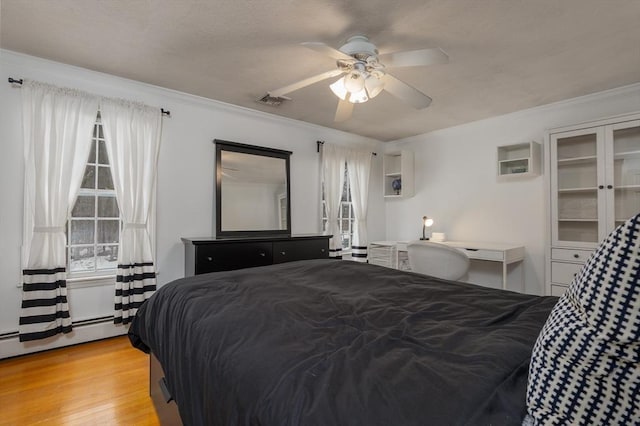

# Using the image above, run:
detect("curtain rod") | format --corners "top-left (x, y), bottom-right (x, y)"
top-left (8, 77), bottom-right (171, 117)
top-left (316, 140), bottom-right (377, 156)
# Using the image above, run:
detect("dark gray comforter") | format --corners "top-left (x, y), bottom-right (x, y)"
top-left (129, 259), bottom-right (557, 426)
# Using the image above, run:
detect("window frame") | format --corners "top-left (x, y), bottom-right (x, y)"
top-left (66, 114), bottom-right (121, 281)
top-left (322, 163), bottom-right (355, 252)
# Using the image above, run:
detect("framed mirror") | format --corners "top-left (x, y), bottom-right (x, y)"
top-left (215, 139), bottom-right (291, 238)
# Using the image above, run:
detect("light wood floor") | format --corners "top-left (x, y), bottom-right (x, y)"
top-left (0, 336), bottom-right (160, 425)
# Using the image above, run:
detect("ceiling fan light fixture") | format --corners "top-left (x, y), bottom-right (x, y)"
top-left (348, 88), bottom-right (368, 104)
top-left (329, 78), bottom-right (348, 100)
top-left (365, 75), bottom-right (385, 99)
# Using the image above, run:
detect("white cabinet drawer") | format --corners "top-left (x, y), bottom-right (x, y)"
top-left (461, 248), bottom-right (504, 261)
top-left (551, 284), bottom-right (569, 297)
top-left (551, 248), bottom-right (593, 263)
top-left (551, 262), bottom-right (583, 285)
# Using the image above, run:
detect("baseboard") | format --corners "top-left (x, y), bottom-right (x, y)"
top-left (0, 319), bottom-right (128, 359)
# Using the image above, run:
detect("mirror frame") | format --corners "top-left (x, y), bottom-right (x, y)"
top-left (214, 139), bottom-right (292, 238)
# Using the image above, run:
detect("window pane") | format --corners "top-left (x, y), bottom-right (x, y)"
top-left (98, 123), bottom-right (104, 139)
top-left (88, 140), bottom-right (97, 164)
top-left (71, 195), bottom-right (95, 217)
top-left (98, 140), bottom-right (109, 165)
top-left (81, 165), bottom-right (96, 189)
top-left (341, 234), bottom-right (350, 249)
top-left (97, 245), bottom-right (118, 270)
top-left (97, 166), bottom-right (114, 189)
top-left (342, 204), bottom-right (350, 219)
top-left (342, 219), bottom-right (350, 231)
top-left (70, 246), bottom-right (95, 272)
top-left (70, 220), bottom-right (95, 244)
top-left (97, 220), bottom-right (119, 244)
top-left (98, 196), bottom-right (119, 217)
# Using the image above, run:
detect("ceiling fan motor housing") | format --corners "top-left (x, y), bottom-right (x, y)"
top-left (339, 36), bottom-right (378, 61)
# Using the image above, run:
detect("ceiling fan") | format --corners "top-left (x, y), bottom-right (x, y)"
top-left (267, 35), bottom-right (449, 122)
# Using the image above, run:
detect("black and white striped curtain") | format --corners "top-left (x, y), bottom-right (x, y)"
top-left (19, 81), bottom-right (99, 342)
top-left (100, 99), bottom-right (162, 325)
top-left (347, 150), bottom-right (372, 262)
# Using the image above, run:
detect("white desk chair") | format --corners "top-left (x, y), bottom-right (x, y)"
top-left (407, 241), bottom-right (470, 280)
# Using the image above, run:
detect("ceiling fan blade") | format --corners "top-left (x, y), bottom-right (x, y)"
top-left (334, 99), bottom-right (354, 122)
top-left (269, 69), bottom-right (344, 98)
top-left (383, 74), bottom-right (432, 109)
top-left (380, 48), bottom-right (449, 68)
top-left (301, 42), bottom-right (354, 61)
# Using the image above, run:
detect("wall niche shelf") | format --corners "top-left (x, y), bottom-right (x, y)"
top-left (497, 142), bottom-right (541, 179)
top-left (383, 150), bottom-right (414, 199)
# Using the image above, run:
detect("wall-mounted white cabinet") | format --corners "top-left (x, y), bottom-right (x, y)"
top-left (497, 142), bottom-right (541, 179)
top-left (546, 112), bottom-right (640, 296)
top-left (383, 150), bottom-right (414, 199)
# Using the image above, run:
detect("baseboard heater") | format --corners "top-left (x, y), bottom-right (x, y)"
top-left (0, 316), bottom-right (114, 342)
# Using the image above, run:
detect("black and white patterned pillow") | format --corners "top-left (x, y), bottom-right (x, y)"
top-left (526, 213), bottom-right (640, 425)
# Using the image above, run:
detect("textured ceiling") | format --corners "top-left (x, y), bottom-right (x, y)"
top-left (1, 0), bottom-right (639, 141)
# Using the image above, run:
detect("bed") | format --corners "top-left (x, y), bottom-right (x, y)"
top-left (128, 259), bottom-right (558, 425)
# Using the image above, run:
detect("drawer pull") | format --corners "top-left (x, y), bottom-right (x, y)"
top-left (321, 249), bottom-right (325, 253)
top-left (259, 252), bottom-right (266, 257)
top-left (281, 251), bottom-right (286, 255)
top-left (573, 254), bottom-right (579, 259)
top-left (465, 248), bottom-right (479, 251)
top-left (207, 256), bottom-right (213, 261)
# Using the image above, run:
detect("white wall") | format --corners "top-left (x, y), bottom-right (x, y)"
top-left (385, 83), bottom-right (640, 295)
top-left (0, 50), bottom-right (385, 356)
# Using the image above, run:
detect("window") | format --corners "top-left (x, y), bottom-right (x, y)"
top-left (322, 164), bottom-right (354, 251)
top-left (66, 114), bottom-right (120, 276)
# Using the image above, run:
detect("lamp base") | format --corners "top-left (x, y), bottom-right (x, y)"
top-left (420, 237), bottom-right (430, 240)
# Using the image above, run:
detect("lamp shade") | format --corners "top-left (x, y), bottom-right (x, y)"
top-left (348, 88), bottom-right (368, 104)
top-left (344, 70), bottom-right (365, 93)
top-left (329, 78), bottom-right (348, 101)
top-left (365, 75), bottom-right (385, 98)
top-left (423, 216), bottom-right (434, 227)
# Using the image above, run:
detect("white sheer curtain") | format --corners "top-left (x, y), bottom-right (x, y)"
top-left (347, 149), bottom-right (372, 262)
top-left (20, 80), bottom-right (99, 342)
top-left (100, 99), bottom-right (162, 325)
top-left (321, 144), bottom-right (347, 258)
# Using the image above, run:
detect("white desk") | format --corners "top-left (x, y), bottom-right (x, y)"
top-left (369, 240), bottom-right (525, 290)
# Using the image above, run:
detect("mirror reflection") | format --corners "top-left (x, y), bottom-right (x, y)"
top-left (215, 139), bottom-right (292, 238)
top-left (220, 150), bottom-right (288, 231)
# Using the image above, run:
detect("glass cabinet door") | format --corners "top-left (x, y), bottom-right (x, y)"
top-left (551, 128), bottom-right (604, 245)
top-left (608, 120), bottom-right (640, 229)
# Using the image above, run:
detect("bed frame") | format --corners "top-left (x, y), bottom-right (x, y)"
top-left (150, 353), bottom-right (183, 425)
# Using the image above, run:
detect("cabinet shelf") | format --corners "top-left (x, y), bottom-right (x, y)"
top-left (557, 155), bottom-right (597, 164)
top-left (614, 150), bottom-right (640, 159)
top-left (558, 218), bottom-right (598, 222)
top-left (558, 187), bottom-right (598, 193)
top-left (497, 142), bottom-right (541, 179)
top-left (383, 151), bottom-right (414, 199)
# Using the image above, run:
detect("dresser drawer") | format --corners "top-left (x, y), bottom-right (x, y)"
top-left (460, 248), bottom-right (503, 261)
top-left (551, 262), bottom-right (582, 285)
top-left (273, 239), bottom-right (329, 264)
top-left (550, 284), bottom-right (569, 297)
top-left (551, 248), bottom-right (593, 263)
top-left (196, 242), bottom-right (272, 273)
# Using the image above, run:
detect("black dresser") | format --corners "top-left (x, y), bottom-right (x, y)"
top-left (181, 234), bottom-right (331, 276)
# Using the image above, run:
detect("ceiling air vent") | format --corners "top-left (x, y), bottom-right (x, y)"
top-left (257, 93), bottom-right (290, 107)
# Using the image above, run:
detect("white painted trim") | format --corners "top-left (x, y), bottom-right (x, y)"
top-left (0, 320), bottom-right (127, 359)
